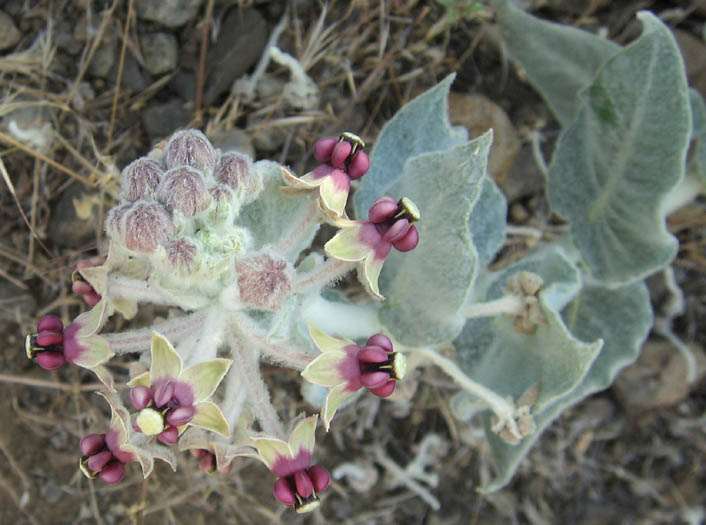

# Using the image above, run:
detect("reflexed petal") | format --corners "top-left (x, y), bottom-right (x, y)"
top-left (361, 254), bottom-right (386, 300)
top-left (181, 358), bottom-right (232, 403)
top-left (126, 371), bottom-right (151, 388)
top-left (190, 401), bottom-right (231, 437)
top-left (132, 445), bottom-right (155, 478)
top-left (249, 437), bottom-right (293, 471)
top-left (141, 441), bottom-right (178, 471)
top-left (324, 224), bottom-right (370, 262)
top-left (74, 299), bottom-right (111, 337)
top-left (307, 324), bottom-right (355, 352)
top-left (98, 392), bottom-right (131, 445)
top-left (150, 332), bottom-right (183, 382)
top-left (91, 365), bottom-right (116, 392)
top-left (281, 166), bottom-right (322, 189)
top-left (68, 334), bottom-right (113, 368)
top-left (288, 415), bottom-right (318, 458)
top-left (322, 383), bottom-right (356, 431)
top-left (318, 170), bottom-right (350, 217)
top-left (301, 351), bottom-right (348, 386)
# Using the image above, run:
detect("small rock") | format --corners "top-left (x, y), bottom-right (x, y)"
top-left (48, 184), bottom-right (100, 248)
top-left (674, 29), bottom-right (706, 78)
top-left (171, 69), bottom-right (196, 101)
top-left (142, 32), bottom-right (179, 75)
top-left (135, 0), bottom-right (204, 28)
top-left (140, 99), bottom-right (191, 141)
top-left (501, 144), bottom-right (546, 202)
top-left (0, 11), bottom-right (20, 50)
top-left (203, 8), bottom-right (268, 105)
top-left (88, 28), bottom-right (117, 78)
top-left (613, 340), bottom-right (706, 412)
top-left (110, 54), bottom-right (148, 92)
top-left (55, 20), bottom-right (82, 55)
top-left (210, 127), bottom-right (255, 158)
top-left (448, 93), bottom-right (520, 184)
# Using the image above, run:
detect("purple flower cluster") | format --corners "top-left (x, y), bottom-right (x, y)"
top-left (273, 463), bottom-right (330, 513)
top-left (26, 315), bottom-right (84, 371)
top-left (79, 432), bottom-right (133, 484)
top-left (130, 381), bottom-right (196, 445)
top-left (364, 196), bottom-right (420, 256)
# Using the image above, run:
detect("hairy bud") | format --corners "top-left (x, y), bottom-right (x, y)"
top-left (236, 250), bottom-right (293, 311)
top-left (214, 152), bottom-right (262, 203)
top-left (121, 157), bottom-right (164, 201)
top-left (124, 201), bottom-right (174, 253)
top-left (166, 237), bottom-right (198, 272)
top-left (208, 184), bottom-right (239, 223)
top-left (163, 129), bottom-right (217, 173)
top-left (105, 203), bottom-right (131, 243)
top-left (157, 166), bottom-right (211, 217)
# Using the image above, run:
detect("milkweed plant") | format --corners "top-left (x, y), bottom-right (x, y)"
top-left (23, 1), bottom-right (704, 511)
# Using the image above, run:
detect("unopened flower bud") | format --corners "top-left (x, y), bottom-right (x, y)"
top-left (157, 167), bottom-right (211, 217)
top-left (214, 152), bottom-right (262, 203)
top-left (236, 251), bottom-right (294, 311)
top-left (121, 157), bottom-right (163, 201)
top-left (163, 129), bottom-right (217, 173)
top-left (124, 201), bottom-right (174, 252)
top-left (105, 203), bottom-right (131, 244)
top-left (208, 184), bottom-right (238, 223)
top-left (166, 237), bottom-right (198, 272)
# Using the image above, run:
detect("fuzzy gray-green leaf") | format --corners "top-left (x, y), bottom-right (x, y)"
top-left (688, 88), bottom-right (706, 186)
top-left (469, 176), bottom-right (506, 270)
top-left (481, 281), bottom-right (652, 492)
top-left (494, 0), bottom-right (620, 125)
top-left (378, 132), bottom-right (492, 346)
top-left (547, 13), bottom-right (691, 286)
top-left (353, 74), bottom-right (467, 217)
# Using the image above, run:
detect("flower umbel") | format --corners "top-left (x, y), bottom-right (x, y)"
top-left (325, 195), bottom-right (420, 298)
top-left (282, 132), bottom-right (370, 217)
top-left (244, 415), bottom-right (330, 513)
top-left (127, 332), bottom-right (232, 442)
top-left (302, 325), bottom-right (407, 430)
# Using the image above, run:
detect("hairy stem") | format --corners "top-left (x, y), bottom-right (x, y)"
top-left (183, 306), bottom-right (227, 367)
top-left (103, 311), bottom-right (207, 354)
top-left (231, 327), bottom-right (286, 439)
top-left (233, 312), bottom-right (314, 370)
top-left (413, 347), bottom-right (520, 438)
top-left (221, 361), bottom-right (247, 430)
top-left (107, 275), bottom-right (179, 307)
top-left (293, 258), bottom-right (355, 294)
top-left (273, 196), bottom-right (320, 257)
top-left (464, 295), bottom-right (524, 319)
top-left (301, 294), bottom-right (382, 339)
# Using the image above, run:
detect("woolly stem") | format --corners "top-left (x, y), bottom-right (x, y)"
top-left (183, 306), bottom-right (227, 367)
top-left (301, 294), bottom-right (383, 339)
top-left (106, 275), bottom-right (180, 307)
top-left (273, 195), bottom-right (320, 257)
top-left (464, 295), bottom-right (523, 319)
top-left (231, 327), bottom-right (286, 439)
top-left (413, 347), bottom-right (520, 439)
top-left (103, 311), bottom-right (207, 354)
top-left (293, 258), bottom-right (355, 294)
top-left (221, 361), bottom-right (247, 430)
top-left (233, 312), bottom-right (314, 370)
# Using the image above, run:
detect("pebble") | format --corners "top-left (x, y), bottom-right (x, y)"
top-left (140, 99), bottom-right (191, 141)
top-left (502, 144), bottom-right (546, 202)
top-left (142, 32), bottom-right (179, 75)
top-left (135, 0), bottom-right (204, 28)
top-left (210, 127), bottom-right (255, 158)
top-left (47, 185), bottom-right (100, 248)
top-left (0, 10), bottom-right (20, 50)
top-left (203, 8), bottom-right (268, 105)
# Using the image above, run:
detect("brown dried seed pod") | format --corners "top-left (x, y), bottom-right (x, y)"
top-left (236, 251), bottom-right (293, 311)
top-left (163, 129), bottom-right (217, 173)
top-left (157, 166), bottom-right (211, 216)
top-left (121, 157), bottom-right (164, 201)
top-left (124, 201), bottom-right (174, 253)
top-left (214, 152), bottom-right (262, 203)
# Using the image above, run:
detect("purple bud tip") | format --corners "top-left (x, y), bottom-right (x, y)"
top-left (360, 371), bottom-right (391, 389)
top-left (368, 196), bottom-right (398, 223)
top-left (157, 426), bottom-right (179, 445)
top-left (392, 225), bottom-right (419, 252)
top-left (130, 386), bottom-right (153, 411)
top-left (382, 219), bottom-right (411, 243)
top-left (152, 380), bottom-right (175, 408)
top-left (166, 405), bottom-right (196, 427)
top-left (199, 453), bottom-right (216, 473)
top-left (37, 315), bottom-right (63, 333)
top-left (365, 334), bottom-right (393, 353)
top-left (313, 137), bottom-right (338, 163)
top-left (370, 380), bottom-right (396, 398)
top-left (37, 351), bottom-right (66, 370)
top-left (99, 460), bottom-right (125, 484)
top-left (80, 434), bottom-right (106, 457)
top-left (347, 151), bottom-right (370, 180)
top-left (274, 478), bottom-right (297, 506)
top-left (124, 201), bottom-right (174, 253)
top-left (358, 346), bottom-right (389, 364)
top-left (71, 280), bottom-right (93, 296)
top-left (294, 470), bottom-right (314, 499)
top-left (331, 141), bottom-right (353, 169)
top-left (163, 129), bottom-right (217, 173)
top-left (121, 157), bottom-right (164, 201)
top-left (36, 330), bottom-right (64, 347)
top-left (87, 450), bottom-right (113, 473)
top-left (307, 465), bottom-right (330, 493)
top-left (84, 290), bottom-right (102, 307)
